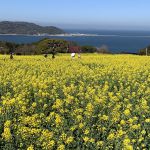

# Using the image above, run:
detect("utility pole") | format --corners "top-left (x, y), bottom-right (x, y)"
top-left (146, 48), bottom-right (148, 56)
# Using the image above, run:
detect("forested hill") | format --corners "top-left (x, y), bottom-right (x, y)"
top-left (0, 21), bottom-right (65, 35)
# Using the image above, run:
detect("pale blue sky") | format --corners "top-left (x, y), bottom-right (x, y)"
top-left (0, 0), bottom-right (150, 30)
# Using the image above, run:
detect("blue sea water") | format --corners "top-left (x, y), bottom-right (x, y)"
top-left (0, 30), bottom-right (150, 53)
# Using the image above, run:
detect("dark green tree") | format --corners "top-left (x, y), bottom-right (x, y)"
top-left (81, 45), bottom-right (97, 53)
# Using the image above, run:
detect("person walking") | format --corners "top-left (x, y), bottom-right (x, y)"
top-left (71, 52), bottom-right (76, 59)
top-left (10, 52), bottom-right (13, 59)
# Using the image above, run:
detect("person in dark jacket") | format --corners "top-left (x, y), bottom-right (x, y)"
top-left (10, 52), bottom-right (13, 59)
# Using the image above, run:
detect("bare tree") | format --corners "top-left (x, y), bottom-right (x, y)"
top-left (97, 45), bottom-right (111, 54)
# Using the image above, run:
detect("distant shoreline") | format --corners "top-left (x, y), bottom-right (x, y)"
top-left (0, 33), bottom-right (99, 37)
top-left (1, 33), bottom-right (150, 38)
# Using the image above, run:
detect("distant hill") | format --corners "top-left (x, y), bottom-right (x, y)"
top-left (0, 21), bottom-right (65, 35)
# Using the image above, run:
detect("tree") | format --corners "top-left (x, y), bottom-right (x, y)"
top-left (81, 45), bottom-right (97, 53)
top-left (0, 41), bottom-right (19, 54)
top-left (97, 45), bottom-right (111, 54)
top-left (15, 44), bottom-right (37, 55)
top-left (0, 42), bottom-right (9, 54)
top-left (37, 39), bottom-right (70, 58)
top-left (139, 46), bottom-right (150, 55)
top-left (0, 39), bottom-right (72, 55)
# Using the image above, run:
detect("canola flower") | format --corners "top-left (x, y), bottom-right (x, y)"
top-left (0, 54), bottom-right (150, 149)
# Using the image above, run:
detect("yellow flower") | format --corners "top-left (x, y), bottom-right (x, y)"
top-left (107, 133), bottom-right (115, 140)
top-left (138, 137), bottom-right (144, 142)
top-left (70, 125), bottom-right (77, 131)
top-left (65, 136), bottom-right (74, 144)
top-left (84, 129), bottom-right (89, 135)
top-left (43, 104), bottom-right (48, 109)
top-left (42, 140), bottom-right (55, 149)
top-left (55, 114), bottom-right (62, 125)
top-left (49, 140), bottom-right (55, 147)
top-left (120, 120), bottom-right (126, 125)
top-left (142, 144), bottom-right (146, 148)
top-left (2, 127), bottom-right (12, 142)
top-left (124, 109), bottom-right (130, 116)
top-left (124, 145), bottom-right (133, 150)
top-left (32, 102), bottom-right (37, 107)
top-left (1, 54), bottom-right (150, 148)
top-left (79, 123), bottom-right (84, 129)
top-left (123, 138), bottom-right (131, 146)
top-left (53, 99), bottom-right (63, 109)
top-left (40, 129), bottom-right (53, 141)
top-left (131, 124), bottom-right (140, 130)
top-left (145, 118), bottom-right (150, 123)
top-left (4, 120), bottom-right (11, 128)
top-left (83, 136), bottom-right (89, 142)
top-left (27, 145), bottom-right (34, 150)
top-left (128, 118), bottom-right (134, 124)
top-left (60, 133), bottom-right (67, 141)
top-left (97, 141), bottom-right (104, 147)
top-left (132, 139), bottom-right (136, 143)
top-left (76, 115), bottom-right (83, 121)
top-left (141, 130), bottom-right (146, 135)
top-left (86, 102), bottom-right (94, 112)
top-left (89, 138), bottom-right (95, 143)
top-left (116, 129), bottom-right (125, 137)
top-left (57, 144), bottom-right (65, 150)
top-left (101, 115), bottom-right (108, 121)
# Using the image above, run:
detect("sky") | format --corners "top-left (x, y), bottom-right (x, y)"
top-left (0, 0), bottom-right (150, 30)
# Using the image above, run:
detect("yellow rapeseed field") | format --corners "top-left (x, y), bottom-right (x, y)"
top-left (0, 54), bottom-right (150, 150)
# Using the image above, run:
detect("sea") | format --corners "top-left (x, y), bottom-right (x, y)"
top-left (0, 29), bottom-right (150, 53)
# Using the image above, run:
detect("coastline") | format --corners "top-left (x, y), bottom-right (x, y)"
top-left (0, 33), bottom-right (99, 37)
top-left (1, 33), bottom-right (150, 38)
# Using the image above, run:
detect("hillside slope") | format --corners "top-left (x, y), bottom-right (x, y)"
top-left (0, 21), bottom-right (65, 35)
